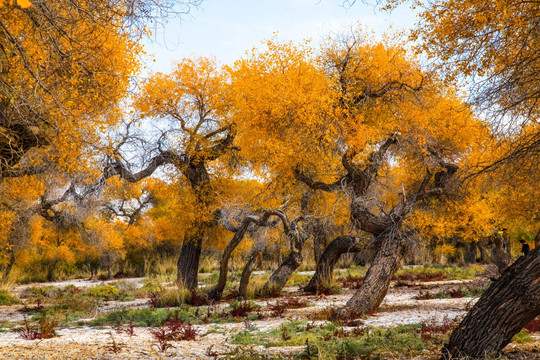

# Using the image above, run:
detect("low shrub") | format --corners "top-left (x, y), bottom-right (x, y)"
top-left (0, 289), bottom-right (17, 305)
top-left (415, 285), bottom-right (486, 300)
top-left (148, 287), bottom-right (192, 308)
top-left (419, 316), bottom-right (457, 342)
top-left (268, 296), bottom-right (308, 317)
top-left (17, 315), bottom-right (57, 340)
top-left (228, 300), bottom-right (260, 318)
top-left (86, 284), bottom-right (122, 300)
top-left (339, 275), bottom-right (364, 289)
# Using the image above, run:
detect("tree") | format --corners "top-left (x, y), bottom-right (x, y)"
top-left (132, 57), bottom-right (235, 289)
top-left (407, 1), bottom-right (540, 356)
top-left (231, 32), bottom-right (485, 317)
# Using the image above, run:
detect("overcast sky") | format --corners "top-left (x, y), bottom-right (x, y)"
top-left (141, 0), bottom-right (417, 74)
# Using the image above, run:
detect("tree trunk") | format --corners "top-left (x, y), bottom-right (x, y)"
top-left (478, 242), bottom-right (488, 263)
top-left (207, 225), bottom-right (250, 301)
top-left (46, 260), bottom-right (57, 282)
top-left (1, 250), bottom-right (15, 282)
top-left (333, 233), bottom-right (406, 319)
top-left (177, 234), bottom-right (202, 290)
top-left (464, 242), bottom-right (477, 265)
top-left (441, 248), bottom-right (540, 359)
top-left (261, 251), bottom-right (303, 296)
top-left (304, 236), bottom-right (362, 293)
top-left (115, 258), bottom-right (125, 278)
top-left (238, 250), bottom-right (262, 299)
top-left (534, 228), bottom-right (540, 249)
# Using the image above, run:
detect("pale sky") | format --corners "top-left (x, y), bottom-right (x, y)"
top-left (141, 0), bottom-right (417, 73)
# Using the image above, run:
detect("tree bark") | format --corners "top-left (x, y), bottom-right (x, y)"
top-left (207, 225), bottom-right (250, 300)
top-left (177, 233), bottom-right (202, 290)
top-left (441, 247), bottom-right (540, 359)
top-left (534, 228), bottom-right (540, 249)
top-left (333, 233), bottom-right (406, 319)
top-left (261, 250), bottom-right (303, 296)
top-left (304, 236), bottom-right (362, 293)
top-left (238, 250), bottom-right (262, 299)
top-left (478, 242), bottom-right (488, 263)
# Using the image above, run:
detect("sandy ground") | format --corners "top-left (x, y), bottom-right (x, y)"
top-left (0, 277), bottom-right (538, 359)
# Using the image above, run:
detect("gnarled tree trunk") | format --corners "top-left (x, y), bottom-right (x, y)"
top-left (304, 235), bottom-right (362, 293)
top-left (441, 247), bottom-right (540, 359)
top-left (261, 250), bottom-right (303, 296)
top-left (207, 224), bottom-right (250, 300)
top-left (260, 214), bottom-right (308, 296)
top-left (238, 250), bottom-right (262, 299)
top-left (177, 233), bottom-right (202, 289)
top-left (207, 211), bottom-right (279, 301)
top-left (333, 232), bottom-right (406, 319)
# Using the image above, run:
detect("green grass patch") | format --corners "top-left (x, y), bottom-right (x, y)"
top-left (285, 273), bottom-right (312, 287)
top-left (394, 265), bottom-right (482, 282)
top-left (512, 329), bottom-right (533, 344)
top-left (233, 321), bottom-right (437, 359)
top-left (90, 307), bottom-right (182, 327)
top-left (0, 289), bottom-right (18, 305)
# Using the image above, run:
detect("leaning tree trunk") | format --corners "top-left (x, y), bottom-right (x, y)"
top-left (177, 233), bottom-right (203, 290)
top-left (238, 250), bottom-right (262, 299)
top-left (534, 228), bottom-right (540, 249)
top-left (207, 224), bottom-right (250, 300)
top-left (333, 233), bottom-right (406, 319)
top-left (304, 236), bottom-right (362, 293)
top-left (260, 251), bottom-right (303, 296)
top-left (441, 247), bottom-right (540, 359)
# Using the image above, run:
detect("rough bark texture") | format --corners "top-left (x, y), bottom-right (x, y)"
top-left (207, 224), bottom-right (250, 300)
top-left (441, 248), bottom-right (540, 359)
top-left (238, 250), bottom-right (262, 299)
top-left (260, 214), bottom-right (307, 296)
top-left (261, 251), bottom-right (303, 295)
top-left (333, 233), bottom-right (406, 319)
top-left (304, 235), bottom-right (362, 293)
top-left (177, 235), bottom-right (202, 289)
